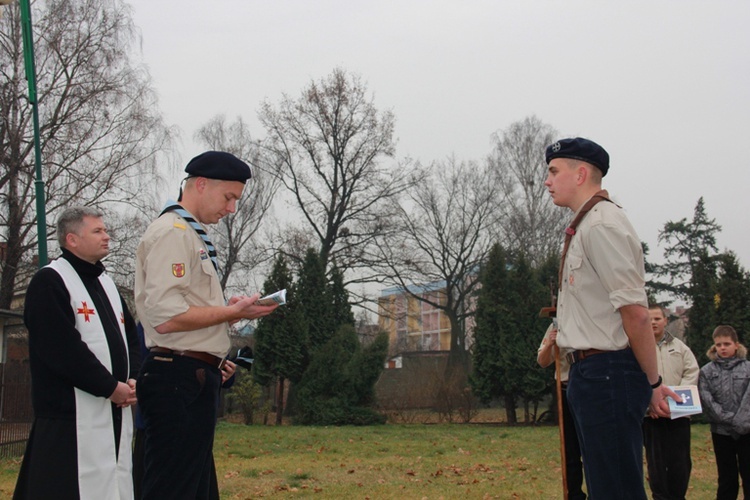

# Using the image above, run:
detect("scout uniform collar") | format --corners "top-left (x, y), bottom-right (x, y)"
top-left (558, 190), bottom-right (613, 291)
top-left (160, 200), bottom-right (219, 272)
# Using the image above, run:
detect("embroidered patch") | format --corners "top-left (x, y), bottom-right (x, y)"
top-left (569, 274), bottom-right (575, 285)
top-left (552, 141), bottom-right (561, 152)
top-left (120, 312), bottom-right (125, 324)
top-left (173, 222), bottom-right (186, 230)
top-left (172, 263), bottom-right (186, 278)
top-left (77, 301), bottom-right (96, 322)
top-left (199, 248), bottom-right (209, 261)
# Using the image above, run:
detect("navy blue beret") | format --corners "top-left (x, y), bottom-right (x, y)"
top-left (545, 138), bottom-right (610, 176)
top-left (185, 151), bottom-right (252, 183)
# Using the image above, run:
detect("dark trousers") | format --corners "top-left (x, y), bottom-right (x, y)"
top-left (567, 349), bottom-right (651, 500)
top-left (562, 386), bottom-right (586, 500)
top-left (712, 432), bottom-right (750, 500)
top-left (137, 353), bottom-right (221, 500)
top-left (643, 417), bottom-right (692, 499)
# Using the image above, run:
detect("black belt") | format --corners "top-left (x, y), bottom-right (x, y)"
top-left (149, 347), bottom-right (225, 369)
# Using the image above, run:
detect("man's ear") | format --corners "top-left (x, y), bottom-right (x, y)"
top-left (576, 164), bottom-right (587, 185)
top-left (65, 232), bottom-right (78, 250)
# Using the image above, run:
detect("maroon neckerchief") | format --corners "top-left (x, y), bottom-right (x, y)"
top-left (558, 189), bottom-right (612, 291)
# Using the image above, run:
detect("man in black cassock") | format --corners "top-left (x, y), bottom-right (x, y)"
top-left (13, 206), bottom-right (139, 500)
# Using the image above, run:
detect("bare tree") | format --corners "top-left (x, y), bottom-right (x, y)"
top-left (374, 157), bottom-right (500, 376)
top-left (0, 0), bottom-right (174, 306)
top-left (488, 116), bottom-right (566, 266)
top-left (258, 68), bottom-right (421, 281)
top-left (193, 115), bottom-right (280, 293)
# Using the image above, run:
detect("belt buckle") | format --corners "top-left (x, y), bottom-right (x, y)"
top-left (565, 351), bottom-right (577, 365)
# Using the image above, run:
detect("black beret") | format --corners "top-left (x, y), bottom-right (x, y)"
top-left (185, 151), bottom-right (252, 183)
top-left (545, 138), bottom-right (610, 176)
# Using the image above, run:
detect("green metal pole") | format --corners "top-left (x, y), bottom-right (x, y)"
top-left (19, 0), bottom-right (47, 266)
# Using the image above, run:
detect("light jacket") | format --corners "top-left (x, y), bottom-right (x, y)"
top-left (656, 332), bottom-right (699, 388)
top-left (699, 343), bottom-right (750, 438)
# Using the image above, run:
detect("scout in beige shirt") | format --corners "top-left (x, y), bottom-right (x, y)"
top-left (135, 151), bottom-right (278, 499)
top-left (136, 210), bottom-right (230, 357)
top-left (544, 137), bottom-right (679, 500)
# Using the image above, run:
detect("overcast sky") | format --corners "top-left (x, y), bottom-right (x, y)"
top-left (127, 0), bottom-right (750, 281)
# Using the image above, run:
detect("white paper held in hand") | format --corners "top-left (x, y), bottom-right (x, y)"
top-left (256, 289), bottom-right (287, 306)
top-left (667, 385), bottom-right (702, 419)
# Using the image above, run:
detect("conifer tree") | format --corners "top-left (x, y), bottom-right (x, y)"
top-left (715, 252), bottom-right (750, 343)
top-left (329, 264), bottom-right (355, 329)
top-left (685, 251), bottom-right (717, 364)
top-left (296, 248), bottom-right (334, 350)
top-left (654, 197), bottom-right (721, 300)
top-left (252, 254), bottom-right (307, 424)
top-left (296, 324), bottom-right (388, 425)
top-left (508, 253), bottom-right (551, 422)
top-left (471, 246), bottom-right (550, 423)
top-left (470, 244), bottom-right (512, 416)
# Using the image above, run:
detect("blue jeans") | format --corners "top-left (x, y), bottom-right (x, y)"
top-left (567, 349), bottom-right (651, 500)
top-left (562, 386), bottom-right (587, 500)
top-left (137, 352), bottom-right (222, 500)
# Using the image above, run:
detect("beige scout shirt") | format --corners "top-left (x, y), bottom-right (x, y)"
top-left (556, 199), bottom-right (648, 352)
top-left (656, 333), bottom-right (699, 387)
top-left (135, 211), bottom-right (230, 357)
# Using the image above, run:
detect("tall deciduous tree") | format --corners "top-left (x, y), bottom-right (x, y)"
top-left (487, 116), bottom-right (566, 267)
top-left (0, 0), bottom-right (174, 306)
top-left (193, 115), bottom-right (280, 292)
top-left (258, 68), bottom-right (421, 279)
top-left (252, 254), bottom-right (307, 424)
top-left (375, 156), bottom-right (500, 379)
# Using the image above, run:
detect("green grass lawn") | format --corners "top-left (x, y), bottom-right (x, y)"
top-left (0, 422), bottom-right (720, 498)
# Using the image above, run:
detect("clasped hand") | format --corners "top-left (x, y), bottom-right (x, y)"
top-left (109, 378), bottom-right (137, 408)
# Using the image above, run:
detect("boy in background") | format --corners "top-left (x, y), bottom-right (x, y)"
top-left (643, 304), bottom-right (699, 500)
top-left (699, 325), bottom-right (750, 500)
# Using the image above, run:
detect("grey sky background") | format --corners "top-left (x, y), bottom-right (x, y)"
top-left (128, 1), bottom-right (750, 290)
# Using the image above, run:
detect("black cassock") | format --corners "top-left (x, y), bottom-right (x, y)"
top-left (13, 249), bottom-right (139, 500)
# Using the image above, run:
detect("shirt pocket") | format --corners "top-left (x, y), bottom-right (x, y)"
top-left (565, 252), bottom-right (584, 297)
top-left (198, 257), bottom-right (217, 300)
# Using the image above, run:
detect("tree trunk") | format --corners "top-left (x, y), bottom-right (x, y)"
top-left (524, 399), bottom-right (530, 424)
top-left (262, 385), bottom-right (271, 425)
top-left (504, 394), bottom-right (517, 424)
top-left (275, 376), bottom-right (286, 425)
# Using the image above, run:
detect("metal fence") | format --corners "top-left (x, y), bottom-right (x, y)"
top-left (0, 362), bottom-right (33, 458)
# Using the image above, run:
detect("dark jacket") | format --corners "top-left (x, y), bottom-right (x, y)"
top-left (699, 343), bottom-right (750, 438)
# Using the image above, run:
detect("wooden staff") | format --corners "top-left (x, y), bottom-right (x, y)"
top-left (554, 342), bottom-right (568, 498)
top-left (540, 307), bottom-right (567, 499)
